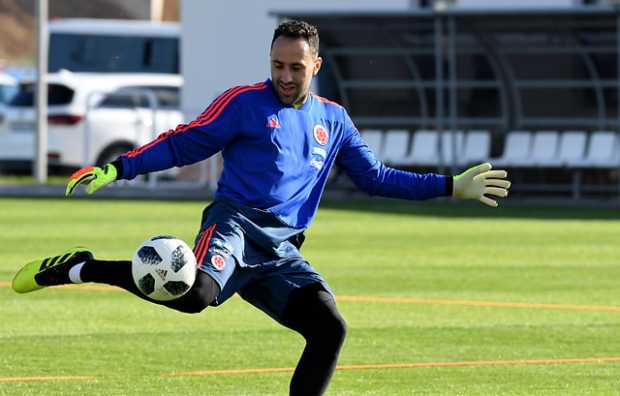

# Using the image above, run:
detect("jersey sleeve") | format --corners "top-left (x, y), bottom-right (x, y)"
top-left (115, 86), bottom-right (244, 180)
top-left (335, 112), bottom-right (451, 200)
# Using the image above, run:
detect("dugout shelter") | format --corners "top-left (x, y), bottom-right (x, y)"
top-left (274, 6), bottom-right (620, 197)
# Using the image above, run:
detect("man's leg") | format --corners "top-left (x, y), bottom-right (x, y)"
top-left (239, 273), bottom-right (346, 396)
top-left (12, 248), bottom-right (219, 314)
top-left (81, 259), bottom-right (220, 313)
top-left (281, 283), bottom-right (347, 396)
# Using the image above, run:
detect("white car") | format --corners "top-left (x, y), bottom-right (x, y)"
top-left (0, 71), bottom-right (184, 169)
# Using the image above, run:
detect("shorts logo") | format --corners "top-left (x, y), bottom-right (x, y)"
top-left (211, 255), bottom-right (226, 271)
top-left (313, 124), bottom-right (329, 145)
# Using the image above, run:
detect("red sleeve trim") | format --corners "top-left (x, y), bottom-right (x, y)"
top-left (125, 82), bottom-right (268, 158)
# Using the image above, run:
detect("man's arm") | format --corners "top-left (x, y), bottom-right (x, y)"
top-left (336, 115), bottom-right (509, 206)
top-left (65, 85), bottom-right (247, 196)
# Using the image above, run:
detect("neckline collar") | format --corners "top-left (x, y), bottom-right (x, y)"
top-left (266, 79), bottom-right (314, 111)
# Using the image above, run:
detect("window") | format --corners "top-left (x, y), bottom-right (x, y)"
top-left (99, 86), bottom-right (180, 109)
top-left (49, 33), bottom-right (179, 74)
top-left (9, 83), bottom-right (74, 107)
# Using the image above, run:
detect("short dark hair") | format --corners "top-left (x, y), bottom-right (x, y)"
top-left (271, 19), bottom-right (319, 56)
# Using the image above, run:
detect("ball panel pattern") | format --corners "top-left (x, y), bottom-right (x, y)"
top-left (170, 246), bottom-right (188, 273)
top-left (138, 273), bottom-right (156, 295)
top-left (163, 281), bottom-right (191, 296)
top-left (137, 246), bottom-right (162, 266)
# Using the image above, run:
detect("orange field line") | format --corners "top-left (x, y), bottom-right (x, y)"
top-left (0, 375), bottom-right (96, 382)
top-left (3, 281), bottom-right (620, 312)
top-left (162, 356), bottom-right (620, 377)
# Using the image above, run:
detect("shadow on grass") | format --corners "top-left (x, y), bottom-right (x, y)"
top-left (319, 196), bottom-right (620, 221)
top-left (0, 194), bottom-right (618, 221)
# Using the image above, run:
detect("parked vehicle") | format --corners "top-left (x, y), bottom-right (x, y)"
top-left (48, 18), bottom-right (179, 75)
top-left (0, 71), bottom-right (184, 169)
top-left (0, 72), bottom-right (17, 126)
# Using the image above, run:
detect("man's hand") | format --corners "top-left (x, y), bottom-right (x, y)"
top-left (453, 163), bottom-right (510, 207)
top-left (65, 163), bottom-right (118, 196)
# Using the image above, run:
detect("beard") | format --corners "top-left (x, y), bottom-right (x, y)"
top-left (275, 81), bottom-right (308, 106)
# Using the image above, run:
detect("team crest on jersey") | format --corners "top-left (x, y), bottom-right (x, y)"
top-left (313, 124), bottom-right (329, 145)
top-left (211, 255), bottom-right (226, 271)
top-left (266, 115), bottom-right (281, 129)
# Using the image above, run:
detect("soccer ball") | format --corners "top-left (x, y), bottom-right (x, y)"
top-left (131, 236), bottom-right (197, 301)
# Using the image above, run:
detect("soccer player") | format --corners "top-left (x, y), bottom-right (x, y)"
top-left (13, 20), bottom-right (510, 395)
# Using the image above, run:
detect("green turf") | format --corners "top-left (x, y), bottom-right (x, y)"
top-left (0, 176), bottom-right (67, 185)
top-left (1, 198), bottom-right (619, 395)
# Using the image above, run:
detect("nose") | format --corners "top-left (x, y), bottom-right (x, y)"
top-left (280, 68), bottom-right (293, 83)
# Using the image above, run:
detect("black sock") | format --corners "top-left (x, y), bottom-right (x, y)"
top-left (282, 284), bottom-right (347, 396)
top-left (80, 259), bottom-right (140, 294)
top-left (81, 259), bottom-right (220, 314)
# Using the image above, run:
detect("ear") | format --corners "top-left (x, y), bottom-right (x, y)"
top-left (313, 56), bottom-right (323, 76)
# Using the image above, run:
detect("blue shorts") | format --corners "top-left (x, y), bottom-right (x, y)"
top-left (192, 198), bottom-right (331, 324)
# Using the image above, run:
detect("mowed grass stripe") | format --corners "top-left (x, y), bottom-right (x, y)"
top-left (337, 295), bottom-right (620, 312)
top-left (162, 356), bottom-right (620, 377)
top-left (0, 375), bottom-right (96, 382)
top-left (4, 357), bottom-right (619, 382)
top-left (3, 281), bottom-right (620, 313)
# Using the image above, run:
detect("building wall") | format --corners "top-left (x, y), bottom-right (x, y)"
top-left (180, 0), bottom-right (409, 117)
top-left (180, 0), bottom-right (584, 118)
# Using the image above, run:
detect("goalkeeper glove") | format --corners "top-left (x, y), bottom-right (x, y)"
top-left (453, 162), bottom-right (510, 207)
top-left (65, 163), bottom-right (118, 196)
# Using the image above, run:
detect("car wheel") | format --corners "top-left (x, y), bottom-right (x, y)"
top-left (96, 144), bottom-right (133, 167)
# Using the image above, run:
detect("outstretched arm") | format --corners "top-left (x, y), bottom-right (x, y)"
top-left (336, 115), bottom-right (510, 206)
top-left (65, 85), bottom-right (246, 196)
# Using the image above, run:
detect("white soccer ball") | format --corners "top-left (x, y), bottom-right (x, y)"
top-left (131, 236), bottom-right (197, 301)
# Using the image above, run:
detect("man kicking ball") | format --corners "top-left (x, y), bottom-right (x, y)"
top-left (13, 20), bottom-right (510, 396)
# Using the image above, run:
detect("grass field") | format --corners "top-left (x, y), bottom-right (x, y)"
top-left (1, 197), bottom-right (619, 395)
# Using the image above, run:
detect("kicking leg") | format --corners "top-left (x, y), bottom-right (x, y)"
top-left (81, 259), bottom-right (220, 313)
top-left (12, 249), bottom-right (219, 314)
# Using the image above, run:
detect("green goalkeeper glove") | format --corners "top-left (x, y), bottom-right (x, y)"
top-left (65, 163), bottom-right (118, 196)
top-left (453, 162), bottom-right (510, 207)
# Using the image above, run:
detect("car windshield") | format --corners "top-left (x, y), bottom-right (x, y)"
top-left (9, 83), bottom-right (74, 107)
top-left (99, 86), bottom-right (180, 109)
top-left (0, 84), bottom-right (17, 105)
top-left (49, 33), bottom-right (179, 74)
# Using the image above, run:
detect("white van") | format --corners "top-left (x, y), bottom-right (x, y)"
top-left (48, 18), bottom-right (179, 75)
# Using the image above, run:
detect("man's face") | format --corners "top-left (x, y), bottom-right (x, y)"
top-left (270, 36), bottom-right (322, 106)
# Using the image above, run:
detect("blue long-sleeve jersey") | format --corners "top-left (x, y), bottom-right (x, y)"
top-left (116, 79), bottom-right (450, 228)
